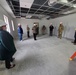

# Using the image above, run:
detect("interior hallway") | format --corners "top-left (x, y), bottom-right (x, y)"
top-left (0, 35), bottom-right (76, 75)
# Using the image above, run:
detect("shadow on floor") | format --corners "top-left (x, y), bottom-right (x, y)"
top-left (10, 54), bottom-right (44, 72)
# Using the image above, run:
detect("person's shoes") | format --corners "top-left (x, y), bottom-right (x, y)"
top-left (7, 64), bottom-right (15, 69)
top-left (74, 43), bottom-right (76, 45)
top-left (12, 58), bottom-right (15, 62)
top-left (35, 39), bottom-right (37, 40)
top-left (10, 64), bottom-right (15, 68)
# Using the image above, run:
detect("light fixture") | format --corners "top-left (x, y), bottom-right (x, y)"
top-left (58, 0), bottom-right (68, 3)
top-left (73, 4), bottom-right (76, 8)
top-left (26, 15), bottom-right (32, 18)
top-left (62, 9), bottom-right (76, 14)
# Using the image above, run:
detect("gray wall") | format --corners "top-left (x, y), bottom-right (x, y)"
top-left (14, 13), bottom-right (76, 40)
top-left (49, 13), bottom-right (76, 40)
top-left (0, 5), bottom-right (16, 38)
top-left (13, 18), bottom-right (50, 38)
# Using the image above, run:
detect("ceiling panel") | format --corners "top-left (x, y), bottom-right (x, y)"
top-left (15, 10), bottom-right (20, 12)
top-left (60, 5), bottom-right (70, 9)
top-left (35, 12), bottom-right (42, 14)
top-left (54, 9), bottom-right (61, 12)
top-left (21, 8), bottom-right (29, 13)
top-left (48, 12), bottom-right (54, 14)
top-left (6, 0), bottom-right (76, 19)
top-left (12, 1), bottom-right (19, 6)
top-left (21, 11), bottom-right (28, 13)
top-left (33, 0), bottom-right (47, 5)
top-left (43, 11), bottom-right (54, 15)
top-left (21, 8), bottom-right (29, 11)
top-left (53, 3), bottom-right (64, 8)
top-left (30, 9), bottom-right (37, 12)
top-left (37, 10), bottom-right (44, 12)
top-left (47, 8), bottom-right (56, 11)
top-left (31, 4), bottom-right (41, 9)
top-left (40, 6), bottom-right (49, 10)
top-left (29, 11), bottom-right (35, 14)
top-left (43, 11), bottom-right (51, 13)
top-left (14, 6), bottom-right (19, 10)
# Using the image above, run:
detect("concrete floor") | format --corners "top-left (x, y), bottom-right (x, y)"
top-left (0, 35), bottom-right (76, 75)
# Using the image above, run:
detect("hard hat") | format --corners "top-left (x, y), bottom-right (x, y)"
top-left (50, 23), bottom-right (52, 25)
top-left (0, 20), bottom-right (6, 27)
top-left (18, 23), bottom-right (21, 26)
top-left (34, 24), bottom-right (36, 26)
top-left (60, 22), bottom-right (63, 24)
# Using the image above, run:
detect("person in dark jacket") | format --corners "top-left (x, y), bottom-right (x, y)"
top-left (36, 24), bottom-right (39, 35)
top-left (73, 29), bottom-right (76, 45)
top-left (49, 23), bottom-right (54, 36)
top-left (0, 20), bottom-right (16, 69)
top-left (18, 23), bottom-right (23, 41)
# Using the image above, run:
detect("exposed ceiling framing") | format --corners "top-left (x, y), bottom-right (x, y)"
top-left (6, 0), bottom-right (76, 19)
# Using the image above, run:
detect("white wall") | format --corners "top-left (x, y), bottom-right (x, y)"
top-left (0, 5), bottom-right (16, 38)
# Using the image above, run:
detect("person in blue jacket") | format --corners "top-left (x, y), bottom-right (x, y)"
top-left (0, 20), bottom-right (16, 69)
top-left (18, 23), bottom-right (23, 41)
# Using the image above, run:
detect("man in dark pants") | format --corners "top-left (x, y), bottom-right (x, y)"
top-left (0, 20), bottom-right (16, 69)
top-left (49, 23), bottom-right (54, 36)
top-left (36, 25), bottom-right (39, 35)
top-left (32, 24), bottom-right (37, 40)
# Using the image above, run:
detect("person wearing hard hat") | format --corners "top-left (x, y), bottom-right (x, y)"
top-left (0, 20), bottom-right (16, 69)
top-left (17, 23), bottom-right (23, 41)
top-left (32, 23), bottom-right (37, 40)
top-left (73, 28), bottom-right (76, 45)
top-left (49, 23), bottom-right (54, 36)
top-left (58, 22), bottom-right (64, 39)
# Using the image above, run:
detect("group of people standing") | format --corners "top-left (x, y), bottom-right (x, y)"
top-left (49, 22), bottom-right (64, 39)
top-left (17, 22), bottom-right (76, 44)
top-left (49, 22), bottom-right (76, 45)
top-left (17, 22), bottom-right (64, 41)
top-left (17, 23), bottom-right (39, 41)
top-left (0, 19), bottom-right (76, 70)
